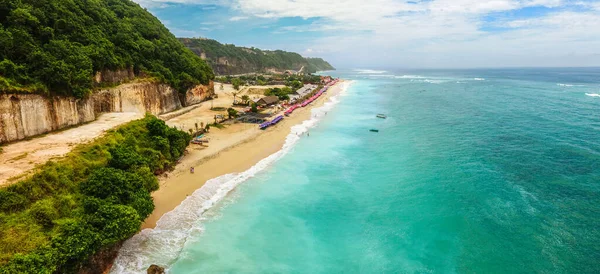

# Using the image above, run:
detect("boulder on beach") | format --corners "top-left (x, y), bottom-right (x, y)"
top-left (147, 264), bottom-right (165, 274)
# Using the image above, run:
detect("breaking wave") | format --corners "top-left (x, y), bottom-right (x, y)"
top-left (354, 69), bottom-right (387, 74)
top-left (395, 75), bottom-right (425, 79)
top-left (558, 83), bottom-right (586, 87)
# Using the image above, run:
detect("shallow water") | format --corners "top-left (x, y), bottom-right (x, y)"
top-left (114, 68), bottom-right (600, 273)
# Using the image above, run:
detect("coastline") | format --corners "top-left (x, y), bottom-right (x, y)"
top-left (142, 81), bottom-right (346, 229)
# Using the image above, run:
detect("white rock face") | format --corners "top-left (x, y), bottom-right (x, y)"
top-left (0, 94), bottom-right (95, 143)
top-left (0, 81), bottom-right (213, 144)
top-left (92, 82), bottom-right (182, 115)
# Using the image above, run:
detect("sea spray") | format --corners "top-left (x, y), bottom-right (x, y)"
top-left (110, 81), bottom-right (353, 273)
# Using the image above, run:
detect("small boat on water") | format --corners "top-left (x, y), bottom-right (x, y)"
top-left (376, 114), bottom-right (387, 119)
top-left (370, 129), bottom-right (379, 132)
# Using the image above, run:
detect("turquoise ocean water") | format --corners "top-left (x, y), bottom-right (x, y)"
top-left (113, 68), bottom-right (600, 273)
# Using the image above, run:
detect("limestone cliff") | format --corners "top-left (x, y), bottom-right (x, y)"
top-left (0, 81), bottom-right (214, 144)
top-left (0, 95), bottom-right (95, 143)
top-left (92, 82), bottom-right (182, 115)
top-left (185, 80), bottom-right (215, 105)
top-left (94, 68), bottom-right (136, 84)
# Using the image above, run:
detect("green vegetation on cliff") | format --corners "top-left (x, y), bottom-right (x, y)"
top-left (305, 57), bottom-right (336, 73)
top-left (0, 0), bottom-right (214, 98)
top-left (0, 115), bottom-right (191, 273)
top-left (179, 38), bottom-right (335, 75)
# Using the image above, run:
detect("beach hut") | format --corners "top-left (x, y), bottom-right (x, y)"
top-left (255, 96), bottom-right (280, 107)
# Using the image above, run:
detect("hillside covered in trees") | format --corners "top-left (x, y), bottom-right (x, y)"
top-left (179, 38), bottom-right (335, 75)
top-left (0, 0), bottom-right (214, 98)
top-left (0, 115), bottom-right (190, 273)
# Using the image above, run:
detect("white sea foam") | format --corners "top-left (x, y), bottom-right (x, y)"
top-left (585, 93), bottom-right (600, 97)
top-left (558, 83), bottom-right (586, 87)
top-left (423, 79), bottom-right (446, 84)
top-left (354, 69), bottom-right (387, 74)
top-left (109, 81), bottom-right (353, 274)
top-left (366, 74), bottom-right (395, 78)
top-left (473, 78), bottom-right (485, 81)
top-left (395, 75), bottom-right (425, 79)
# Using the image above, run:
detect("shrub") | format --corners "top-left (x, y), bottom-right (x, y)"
top-left (227, 108), bottom-right (238, 119)
top-left (108, 144), bottom-right (145, 170)
top-left (28, 200), bottom-right (59, 229)
top-left (0, 190), bottom-right (28, 213)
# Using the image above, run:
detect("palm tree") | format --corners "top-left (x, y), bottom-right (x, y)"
top-left (241, 95), bottom-right (250, 105)
top-left (231, 90), bottom-right (241, 105)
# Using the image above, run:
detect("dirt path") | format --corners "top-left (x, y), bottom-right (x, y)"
top-left (0, 112), bottom-right (142, 186)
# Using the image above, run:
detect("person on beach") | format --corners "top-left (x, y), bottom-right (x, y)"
top-left (190, 167), bottom-right (195, 174)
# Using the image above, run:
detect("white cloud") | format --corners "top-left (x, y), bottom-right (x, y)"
top-left (132, 0), bottom-right (600, 67)
top-left (229, 16), bottom-right (249, 21)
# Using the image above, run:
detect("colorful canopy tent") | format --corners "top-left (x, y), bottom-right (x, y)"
top-left (259, 115), bottom-right (285, 130)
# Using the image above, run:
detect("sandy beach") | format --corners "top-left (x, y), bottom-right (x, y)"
top-left (142, 81), bottom-right (344, 228)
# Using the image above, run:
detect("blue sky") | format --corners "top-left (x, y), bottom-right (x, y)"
top-left (133, 0), bottom-right (600, 68)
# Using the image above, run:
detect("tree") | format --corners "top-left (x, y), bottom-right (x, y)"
top-left (87, 203), bottom-right (142, 246)
top-left (251, 102), bottom-right (258, 113)
top-left (80, 168), bottom-right (141, 204)
top-left (231, 78), bottom-right (242, 90)
top-left (241, 95), bottom-right (250, 104)
top-left (227, 108), bottom-right (238, 119)
top-left (108, 145), bottom-right (145, 170)
top-left (231, 90), bottom-right (241, 105)
top-left (146, 116), bottom-right (168, 137)
top-left (290, 80), bottom-right (303, 90)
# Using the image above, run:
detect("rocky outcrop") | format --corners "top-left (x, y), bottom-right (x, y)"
top-left (77, 241), bottom-right (124, 274)
top-left (94, 67), bottom-right (136, 84)
top-left (0, 81), bottom-right (214, 144)
top-left (185, 80), bottom-right (214, 106)
top-left (147, 265), bottom-right (166, 274)
top-left (0, 94), bottom-right (95, 143)
top-left (92, 82), bottom-right (182, 115)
